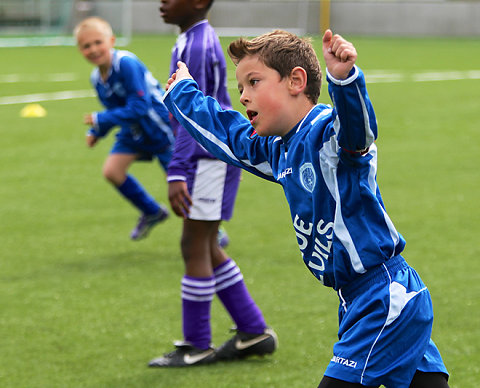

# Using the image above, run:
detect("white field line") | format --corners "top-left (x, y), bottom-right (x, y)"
top-left (227, 69), bottom-right (480, 89)
top-left (2, 70), bottom-right (479, 106)
top-left (0, 72), bottom-right (79, 83)
top-left (0, 89), bottom-right (95, 105)
top-left (365, 70), bottom-right (480, 83)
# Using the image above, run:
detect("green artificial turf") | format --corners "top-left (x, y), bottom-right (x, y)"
top-left (0, 34), bottom-right (478, 387)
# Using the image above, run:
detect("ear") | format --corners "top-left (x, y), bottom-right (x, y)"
top-left (288, 66), bottom-right (308, 96)
top-left (110, 35), bottom-right (116, 47)
top-left (194, 0), bottom-right (211, 11)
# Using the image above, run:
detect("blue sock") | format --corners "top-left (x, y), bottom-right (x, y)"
top-left (215, 258), bottom-right (267, 334)
top-left (182, 275), bottom-right (215, 349)
top-left (116, 175), bottom-right (159, 215)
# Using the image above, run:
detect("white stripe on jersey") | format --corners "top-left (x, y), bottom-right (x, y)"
top-left (355, 83), bottom-right (376, 148)
top-left (366, 145), bottom-right (401, 256)
top-left (319, 134), bottom-right (366, 275)
top-left (148, 107), bottom-right (175, 144)
top-left (172, 101), bottom-right (273, 177)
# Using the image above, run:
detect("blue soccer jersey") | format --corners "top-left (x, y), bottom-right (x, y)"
top-left (163, 66), bottom-right (405, 291)
top-left (89, 49), bottom-right (174, 150)
top-left (162, 64), bottom-right (449, 385)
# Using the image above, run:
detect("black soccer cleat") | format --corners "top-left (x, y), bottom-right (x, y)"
top-left (148, 341), bottom-right (216, 367)
top-left (214, 327), bottom-right (278, 361)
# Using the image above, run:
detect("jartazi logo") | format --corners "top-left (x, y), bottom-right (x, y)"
top-left (235, 334), bottom-right (269, 350)
top-left (183, 349), bottom-right (214, 364)
top-left (331, 355), bottom-right (357, 368)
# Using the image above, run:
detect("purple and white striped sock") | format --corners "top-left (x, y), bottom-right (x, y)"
top-left (181, 275), bottom-right (215, 349)
top-left (215, 258), bottom-right (267, 334)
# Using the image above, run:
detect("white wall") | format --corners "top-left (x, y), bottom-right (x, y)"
top-left (93, 0), bottom-right (480, 37)
top-left (331, 1), bottom-right (480, 36)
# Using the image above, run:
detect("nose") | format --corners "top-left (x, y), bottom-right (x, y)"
top-left (239, 90), bottom-right (249, 106)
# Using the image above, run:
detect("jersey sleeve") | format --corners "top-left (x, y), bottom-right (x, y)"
top-left (94, 56), bottom-right (150, 135)
top-left (163, 79), bottom-right (276, 182)
top-left (326, 66), bottom-right (378, 154)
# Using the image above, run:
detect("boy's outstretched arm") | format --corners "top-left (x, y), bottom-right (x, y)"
top-left (322, 29), bottom-right (357, 80)
top-left (162, 67), bottom-right (276, 182)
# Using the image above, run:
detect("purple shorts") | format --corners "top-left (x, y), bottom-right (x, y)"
top-left (186, 158), bottom-right (241, 221)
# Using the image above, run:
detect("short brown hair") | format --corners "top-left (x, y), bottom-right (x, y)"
top-left (228, 30), bottom-right (322, 104)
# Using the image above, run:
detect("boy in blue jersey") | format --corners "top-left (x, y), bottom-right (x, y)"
top-left (75, 17), bottom-right (174, 240)
top-left (163, 30), bottom-right (449, 387)
top-left (148, 0), bottom-right (277, 367)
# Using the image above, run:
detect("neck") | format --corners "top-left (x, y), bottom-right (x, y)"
top-left (180, 16), bottom-right (207, 32)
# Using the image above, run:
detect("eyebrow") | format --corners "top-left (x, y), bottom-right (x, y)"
top-left (237, 70), bottom-right (260, 86)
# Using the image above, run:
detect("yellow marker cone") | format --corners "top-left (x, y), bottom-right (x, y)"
top-left (20, 103), bottom-right (47, 118)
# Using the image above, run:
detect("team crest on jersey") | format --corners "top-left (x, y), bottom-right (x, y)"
top-left (300, 163), bottom-right (316, 193)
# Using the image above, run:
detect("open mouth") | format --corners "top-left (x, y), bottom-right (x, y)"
top-left (247, 110), bottom-right (258, 123)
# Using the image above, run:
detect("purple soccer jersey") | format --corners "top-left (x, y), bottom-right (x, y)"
top-left (167, 20), bottom-right (241, 221)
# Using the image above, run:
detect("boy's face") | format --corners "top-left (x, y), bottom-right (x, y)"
top-left (159, 0), bottom-right (200, 32)
top-left (236, 55), bottom-right (296, 137)
top-left (77, 27), bottom-right (115, 69)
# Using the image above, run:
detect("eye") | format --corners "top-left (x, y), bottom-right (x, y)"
top-left (250, 79), bottom-right (259, 86)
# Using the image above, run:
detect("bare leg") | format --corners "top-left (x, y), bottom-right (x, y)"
top-left (102, 153), bottom-right (137, 186)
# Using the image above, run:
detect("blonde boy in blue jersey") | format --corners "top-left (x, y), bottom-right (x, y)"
top-left (75, 17), bottom-right (174, 240)
top-left (162, 29), bottom-right (449, 387)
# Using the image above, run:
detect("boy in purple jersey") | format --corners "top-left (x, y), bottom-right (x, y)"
top-left (163, 29), bottom-right (449, 386)
top-left (148, 0), bottom-right (277, 367)
top-left (75, 17), bottom-right (174, 240)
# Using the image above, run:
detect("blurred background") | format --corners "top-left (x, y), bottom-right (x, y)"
top-left (1, 0), bottom-right (479, 48)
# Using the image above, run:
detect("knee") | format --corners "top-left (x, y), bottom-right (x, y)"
top-left (102, 165), bottom-right (124, 186)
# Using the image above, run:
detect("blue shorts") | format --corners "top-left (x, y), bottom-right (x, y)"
top-left (325, 255), bottom-right (448, 387)
top-left (111, 137), bottom-right (173, 171)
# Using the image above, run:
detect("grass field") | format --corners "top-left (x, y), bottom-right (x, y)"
top-left (1, 34), bottom-right (479, 387)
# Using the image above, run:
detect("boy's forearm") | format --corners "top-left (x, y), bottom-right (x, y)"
top-left (327, 66), bottom-right (377, 152)
top-left (95, 96), bottom-right (147, 132)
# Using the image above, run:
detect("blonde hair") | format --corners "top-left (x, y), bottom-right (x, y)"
top-left (228, 30), bottom-right (322, 104)
top-left (73, 16), bottom-right (113, 40)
